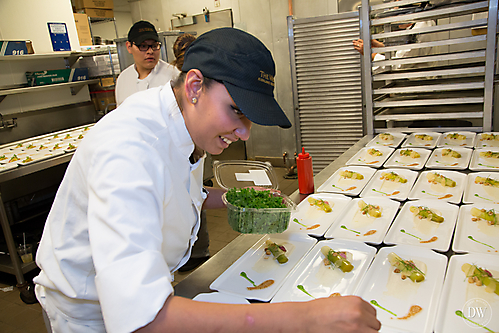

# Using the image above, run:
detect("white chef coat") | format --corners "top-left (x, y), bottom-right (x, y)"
top-left (115, 59), bottom-right (180, 106)
top-left (372, 21), bottom-right (440, 71)
top-left (34, 83), bottom-right (207, 333)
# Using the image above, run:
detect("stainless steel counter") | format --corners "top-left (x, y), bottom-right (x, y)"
top-left (174, 135), bottom-right (373, 299)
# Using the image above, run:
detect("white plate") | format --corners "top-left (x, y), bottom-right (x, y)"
top-left (469, 148), bottom-right (499, 171)
top-left (383, 148), bottom-right (431, 170)
top-left (316, 166), bottom-right (376, 196)
top-left (453, 204), bottom-right (499, 255)
top-left (408, 170), bottom-right (466, 204)
top-left (192, 292), bottom-right (250, 304)
top-left (271, 239), bottom-right (376, 303)
top-left (474, 132), bottom-right (499, 148)
top-left (366, 132), bottom-right (407, 148)
top-left (345, 147), bottom-right (394, 168)
top-left (16, 151), bottom-right (65, 165)
top-left (284, 193), bottom-right (352, 237)
top-left (0, 151), bottom-right (28, 164)
top-left (436, 131), bottom-right (476, 148)
top-left (425, 147), bottom-right (472, 170)
top-left (0, 163), bottom-right (18, 173)
top-left (209, 234), bottom-right (316, 302)
top-left (355, 245), bottom-right (447, 333)
top-left (384, 199), bottom-right (459, 252)
top-left (463, 172), bottom-right (499, 204)
top-left (402, 132), bottom-right (441, 149)
top-left (434, 253), bottom-right (499, 333)
top-left (360, 168), bottom-right (419, 201)
top-left (324, 197), bottom-right (401, 244)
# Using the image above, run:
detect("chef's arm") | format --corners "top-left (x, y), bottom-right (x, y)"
top-left (134, 294), bottom-right (381, 333)
top-left (202, 186), bottom-right (226, 209)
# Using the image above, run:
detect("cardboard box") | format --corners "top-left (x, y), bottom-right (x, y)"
top-left (82, 8), bottom-right (114, 18)
top-left (74, 0), bottom-right (113, 9)
top-left (25, 68), bottom-right (89, 86)
top-left (0, 40), bottom-right (28, 56)
top-left (74, 13), bottom-right (92, 46)
top-left (90, 89), bottom-right (116, 112)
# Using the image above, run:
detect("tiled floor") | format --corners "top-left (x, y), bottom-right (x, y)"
top-left (0, 166), bottom-right (298, 332)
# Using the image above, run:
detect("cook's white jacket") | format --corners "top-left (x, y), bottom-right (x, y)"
top-left (34, 84), bottom-right (206, 332)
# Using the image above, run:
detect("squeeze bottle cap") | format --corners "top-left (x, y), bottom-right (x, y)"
top-left (298, 147), bottom-right (309, 159)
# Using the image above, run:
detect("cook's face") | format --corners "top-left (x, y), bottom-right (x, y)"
top-left (126, 39), bottom-right (160, 71)
top-left (190, 82), bottom-right (252, 155)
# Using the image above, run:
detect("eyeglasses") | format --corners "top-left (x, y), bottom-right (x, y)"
top-left (134, 42), bottom-right (162, 51)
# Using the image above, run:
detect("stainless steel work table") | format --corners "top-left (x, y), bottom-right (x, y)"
top-left (174, 135), bottom-right (373, 299)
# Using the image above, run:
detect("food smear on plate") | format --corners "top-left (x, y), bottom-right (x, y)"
top-left (395, 305), bottom-right (422, 320)
top-left (264, 240), bottom-right (288, 264)
top-left (297, 285), bottom-right (315, 299)
top-left (320, 246), bottom-right (354, 272)
top-left (292, 218), bottom-right (320, 230)
top-left (240, 271), bottom-right (274, 291)
top-left (307, 197), bottom-right (333, 213)
top-left (420, 236), bottom-right (438, 243)
top-left (400, 149), bottom-right (420, 159)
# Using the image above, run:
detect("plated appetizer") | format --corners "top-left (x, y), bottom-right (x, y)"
top-left (388, 252), bottom-right (426, 283)
top-left (446, 133), bottom-right (466, 140)
top-left (479, 150), bottom-right (499, 159)
top-left (264, 240), bottom-right (288, 264)
top-left (475, 176), bottom-right (499, 188)
top-left (415, 134), bottom-right (433, 141)
top-left (340, 169), bottom-right (364, 180)
top-left (379, 133), bottom-right (394, 141)
top-left (470, 207), bottom-right (498, 226)
top-left (380, 171), bottom-right (407, 183)
top-left (481, 133), bottom-right (499, 141)
top-left (367, 148), bottom-right (383, 157)
top-left (358, 200), bottom-right (382, 218)
top-left (427, 172), bottom-right (456, 187)
top-left (320, 246), bottom-right (354, 273)
top-left (8, 154), bottom-right (20, 163)
top-left (410, 206), bottom-right (444, 223)
top-left (307, 197), bottom-right (333, 213)
top-left (400, 149), bottom-right (420, 159)
top-left (441, 149), bottom-right (461, 159)
top-left (461, 263), bottom-right (499, 295)
top-left (0, 154), bottom-right (7, 161)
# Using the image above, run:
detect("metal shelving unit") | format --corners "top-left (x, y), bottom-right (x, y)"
top-left (360, 0), bottom-right (498, 134)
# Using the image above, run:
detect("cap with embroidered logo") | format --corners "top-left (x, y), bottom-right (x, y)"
top-left (127, 21), bottom-right (159, 45)
top-left (182, 27), bottom-right (292, 128)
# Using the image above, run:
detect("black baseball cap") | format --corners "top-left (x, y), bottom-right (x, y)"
top-left (182, 28), bottom-right (292, 128)
top-left (128, 21), bottom-right (159, 45)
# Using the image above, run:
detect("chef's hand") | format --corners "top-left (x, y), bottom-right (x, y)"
top-left (353, 39), bottom-right (385, 60)
top-left (305, 295), bottom-right (381, 332)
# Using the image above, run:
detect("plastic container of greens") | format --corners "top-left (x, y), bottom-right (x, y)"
top-left (214, 160), bottom-right (297, 234)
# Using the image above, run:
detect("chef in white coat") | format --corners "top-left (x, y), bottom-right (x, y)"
top-left (34, 28), bottom-right (381, 333)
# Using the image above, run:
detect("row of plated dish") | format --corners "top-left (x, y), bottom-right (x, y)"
top-left (206, 131), bottom-right (499, 333)
top-left (0, 124), bottom-right (94, 172)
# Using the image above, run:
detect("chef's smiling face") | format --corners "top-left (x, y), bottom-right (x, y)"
top-left (126, 39), bottom-right (160, 73)
top-left (183, 77), bottom-right (252, 155)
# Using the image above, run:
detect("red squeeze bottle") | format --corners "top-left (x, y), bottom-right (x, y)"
top-left (296, 147), bottom-right (314, 194)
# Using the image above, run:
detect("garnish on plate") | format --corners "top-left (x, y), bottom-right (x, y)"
top-left (358, 200), bottom-right (382, 218)
top-left (426, 172), bottom-right (456, 187)
top-left (400, 149), bottom-right (420, 159)
top-left (264, 240), bottom-right (288, 264)
top-left (445, 133), bottom-right (466, 140)
top-left (415, 134), bottom-right (433, 141)
top-left (380, 171), bottom-right (407, 183)
top-left (410, 206), bottom-right (444, 223)
top-left (461, 263), bottom-right (499, 295)
top-left (471, 207), bottom-right (498, 226)
top-left (387, 252), bottom-right (425, 283)
top-left (475, 176), bottom-right (499, 188)
top-left (339, 170), bottom-right (364, 180)
top-left (367, 148), bottom-right (382, 156)
top-left (479, 151), bottom-right (499, 159)
top-left (441, 148), bottom-right (461, 158)
top-left (379, 133), bottom-right (394, 141)
top-left (307, 197), bottom-right (333, 213)
top-left (320, 246), bottom-right (353, 273)
top-left (297, 285), bottom-right (315, 299)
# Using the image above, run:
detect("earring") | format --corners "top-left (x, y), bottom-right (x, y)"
top-left (191, 97), bottom-right (198, 104)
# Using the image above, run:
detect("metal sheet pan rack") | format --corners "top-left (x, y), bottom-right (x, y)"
top-left (359, 0), bottom-right (498, 134)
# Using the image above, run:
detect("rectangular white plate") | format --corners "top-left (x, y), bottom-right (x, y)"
top-left (17, 151), bottom-right (65, 165)
top-left (324, 197), bottom-right (401, 245)
top-left (345, 147), bottom-right (394, 168)
top-left (474, 132), bottom-right (499, 148)
top-left (383, 199), bottom-right (459, 252)
top-left (425, 147), bottom-right (472, 170)
top-left (316, 166), bottom-right (377, 196)
top-left (355, 245), bottom-right (448, 333)
top-left (469, 148), bottom-right (499, 171)
top-left (434, 253), bottom-right (499, 333)
top-left (366, 132), bottom-right (407, 148)
top-left (0, 163), bottom-right (18, 173)
top-left (383, 148), bottom-right (431, 170)
top-left (402, 132), bottom-right (441, 149)
top-left (360, 168), bottom-right (419, 201)
top-left (436, 131), bottom-right (476, 148)
top-left (209, 234), bottom-right (316, 302)
top-left (453, 204), bottom-right (499, 255)
top-left (463, 172), bottom-right (499, 204)
top-left (284, 193), bottom-right (352, 237)
top-left (271, 239), bottom-right (376, 303)
top-left (408, 170), bottom-right (466, 204)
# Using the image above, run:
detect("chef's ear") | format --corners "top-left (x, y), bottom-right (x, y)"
top-left (184, 69), bottom-right (203, 102)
